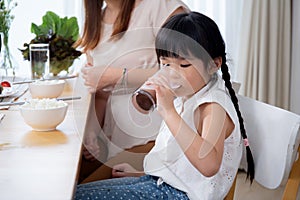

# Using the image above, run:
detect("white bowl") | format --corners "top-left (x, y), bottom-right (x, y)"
top-left (20, 99), bottom-right (68, 131)
top-left (29, 80), bottom-right (65, 98)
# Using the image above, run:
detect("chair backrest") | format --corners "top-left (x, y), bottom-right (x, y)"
top-left (238, 95), bottom-right (300, 189)
top-left (232, 82), bottom-right (241, 94)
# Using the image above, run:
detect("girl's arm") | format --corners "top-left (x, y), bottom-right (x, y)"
top-left (155, 86), bottom-right (234, 177)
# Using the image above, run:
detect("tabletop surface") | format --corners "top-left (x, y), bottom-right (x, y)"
top-left (0, 76), bottom-right (90, 200)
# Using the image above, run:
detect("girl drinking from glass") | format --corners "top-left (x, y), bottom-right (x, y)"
top-left (75, 11), bottom-right (254, 200)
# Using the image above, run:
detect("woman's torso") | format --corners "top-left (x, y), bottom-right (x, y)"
top-left (91, 0), bottom-right (188, 70)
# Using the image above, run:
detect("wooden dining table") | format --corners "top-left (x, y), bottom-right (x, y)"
top-left (0, 76), bottom-right (90, 200)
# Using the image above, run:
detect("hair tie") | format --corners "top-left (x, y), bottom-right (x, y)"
top-left (243, 138), bottom-right (249, 147)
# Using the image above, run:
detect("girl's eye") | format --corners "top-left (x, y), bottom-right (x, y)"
top-left (180, 64), bottom-right (191, 68)
top-left (161, 63), bottom-right (170, 67)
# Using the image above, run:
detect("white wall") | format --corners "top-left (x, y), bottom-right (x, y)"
top-left (290, 0), bottom-right (300, 115)
top-left (8, 0), bottom-right (80, 76)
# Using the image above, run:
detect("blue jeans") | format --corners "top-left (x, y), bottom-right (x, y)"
top-left (75, 175), bottom-right (189, 200)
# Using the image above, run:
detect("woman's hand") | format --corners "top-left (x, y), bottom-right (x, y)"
top-left (112, 163), bottom-right (144, 178)
top-left (81, 63), bottom-right (100, 93)
top-left (81, 63), bottom-right (122, 93)
top-left (82, 132), bottom-right (101, 161)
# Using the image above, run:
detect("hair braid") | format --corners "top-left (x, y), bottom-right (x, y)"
top-left (220, 55), bottom-right (255, 183)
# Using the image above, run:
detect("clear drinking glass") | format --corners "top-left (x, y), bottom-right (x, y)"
top-left (132, 66), bottom-right (182, 114)
top-left (29, 43), bottom-right (50, 79)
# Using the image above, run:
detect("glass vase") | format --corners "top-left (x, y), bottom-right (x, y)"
top-left (0, 32), bottom-right (16, 77)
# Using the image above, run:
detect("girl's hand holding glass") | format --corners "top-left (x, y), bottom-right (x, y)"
top-left (145, 73), bottom-right (177, 117)
top-left (152, 83), bottom-right (177, 118)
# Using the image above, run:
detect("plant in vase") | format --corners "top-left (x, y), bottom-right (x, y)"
top-left (19, 11), bottom-right (82, 77)
top-left (0, 0), bottom-right (17, 76)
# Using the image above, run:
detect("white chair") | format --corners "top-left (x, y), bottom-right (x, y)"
top-left (232, 81), bottom-right (241, 94)
top-left (236, 95), bottom-right (300, 199)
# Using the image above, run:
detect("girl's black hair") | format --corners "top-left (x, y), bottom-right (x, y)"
top-left (155, 12), bottom-right (255, 183)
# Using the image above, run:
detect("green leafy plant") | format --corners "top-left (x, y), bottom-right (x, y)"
top-left (19, 11), bottom-right (82, 75)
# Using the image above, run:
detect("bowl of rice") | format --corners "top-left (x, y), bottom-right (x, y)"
top-left (20, 98), bottom-right (68, 131)
top-left (29, 80), bottom-right (65, 99)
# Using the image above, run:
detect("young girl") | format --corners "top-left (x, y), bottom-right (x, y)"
top-left (77, 0), bottom-right (188, 183)
top-left (75, 11), bottom-right (255, 200)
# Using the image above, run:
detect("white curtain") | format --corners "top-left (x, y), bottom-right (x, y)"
top-left (237, 0), bottom-right (292, 110)
top-left (290, 0), bottom-right (300, 115)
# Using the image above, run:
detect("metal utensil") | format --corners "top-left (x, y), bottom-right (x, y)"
top-left (0, 96), bottom-right (81, 107)
top-left (0, 113), bottom-right (5, 123)
top-left (12, 74), bottom-right (78, 85)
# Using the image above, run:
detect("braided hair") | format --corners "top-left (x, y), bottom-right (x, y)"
top-left (220, 55), bottom-right (255, 182)
top-left (155, 11), bottom-right (255, 183)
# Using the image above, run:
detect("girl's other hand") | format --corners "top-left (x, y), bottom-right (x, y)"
top-left (112, 163), bottom-right (141, 178)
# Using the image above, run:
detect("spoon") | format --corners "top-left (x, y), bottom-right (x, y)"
top-left (11, 74), bottom-right (78, 85)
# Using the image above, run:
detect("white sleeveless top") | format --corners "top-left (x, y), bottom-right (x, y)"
top-left (89, 0), bottom-right (189, 160)
top-left (144, 74), bottom-right (243, 200)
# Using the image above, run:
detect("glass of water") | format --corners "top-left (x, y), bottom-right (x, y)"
top-left (29, 43), bottom-right (50, 79)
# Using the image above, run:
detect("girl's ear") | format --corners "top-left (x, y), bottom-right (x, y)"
top-left (208, 57), bottom-right (222, 74)
top-left (214, 57), bottom-right (222, 68)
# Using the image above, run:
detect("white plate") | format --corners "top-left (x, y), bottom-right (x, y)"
top-left (0, 88), bottom-right (18, 98)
